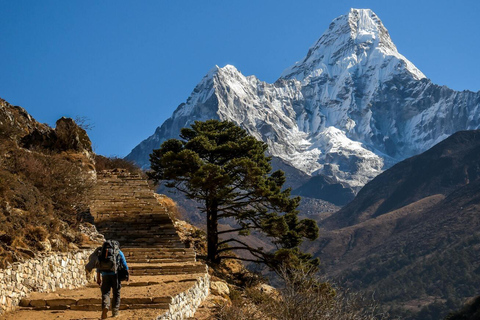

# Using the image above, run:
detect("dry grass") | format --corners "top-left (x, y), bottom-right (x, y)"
top-left (0, 140), bottom-right (94, 268)
top-left (216, 265), bottom-right (389, 320)
top-left (156, 194), bottom-right (182, 220)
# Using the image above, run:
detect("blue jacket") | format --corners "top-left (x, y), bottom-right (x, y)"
top-left (99, 250), bottom-right (128, 276)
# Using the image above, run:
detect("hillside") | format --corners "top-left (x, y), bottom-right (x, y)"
top-left (322, 130), bottom-right (480, 229)
top-left (309, 130), bottom-right (480, 319)
top-left (0, 98), bottom-right (95, 267)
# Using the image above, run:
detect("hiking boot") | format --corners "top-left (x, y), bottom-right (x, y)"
top-left (112, 309), bottom-right (119, 317)
top-left (101, 307), bottom-right (109, 319)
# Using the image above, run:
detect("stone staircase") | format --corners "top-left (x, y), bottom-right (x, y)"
top-left (91, 169), bottom-right (206, 277)
top-left (6, 169), bottom-right (210, 319)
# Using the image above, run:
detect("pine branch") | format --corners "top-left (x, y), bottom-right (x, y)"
top-left (217, 246), bottom-right (265, 255)
top-left (217, 226), bottom-right (259, 235)
top-left (217, 256), bottom-right (265, 264)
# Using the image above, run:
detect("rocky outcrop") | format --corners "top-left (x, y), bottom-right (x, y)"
top-left (0, 98), bottom-right (48, 141)
top-left (54, 117), bottom-right (92, 152)
top-left (20, 117), bottom-right (92, 155)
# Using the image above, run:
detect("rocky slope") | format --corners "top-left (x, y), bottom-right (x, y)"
top-left (0, 97), bottom-right (95, 267)
top-left (127, 8), bottom-right (480, 195)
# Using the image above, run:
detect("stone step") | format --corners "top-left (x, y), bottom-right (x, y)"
top-left (120, 243), bottom-right (185, 249)
top-left (122, 250), bottom-right (196, 261)
top-left (98, 226), bottom-right (178, 233)
top-left (130, 269), bottom-right (206, 276)
top-left (99, 229), bottom-right (179, 235)
top-left (100, 234), bottom-right (181, 241)
top-left (99, 231), bottom-right (179, 238)
top-left (113, 237), bottom-right (182, 242)
top-left (82, 275), bottom-right (203, 288)
top-left (93, 196), bottom-right (159, 201)
top-left (3, 309), bottom-right (170, 319)
top-left (121, 243), bottom-right (186, 249)
top-left (97, 220), bottom-right (175, 226)
top-left (122, 248), bottom-right (194, 253)
top-left (93, 209), bottom-right (168, 216)
top-left (99, 227), bottom-right (177, 232)
top-left (20, 299), bottom-right (171, 311)
top-left (124, 252), bottom-right (195, 258)
top-left (96, 221), bottom-right (172, 228)
top-left (122, 249), bottom-right (195, 260)
top-left (93, 195), bottom-right (156, 201)
top-left (128, 263), bottom-right (207, 276)
top-left (92, 202), bottom-right (162, 208)
top-left (95, 214), bottom-right (171, 221)
top-left (17, 275), bottom-right (201, 311)
top-left (117, 245), bottom-right (186, 250)
top-left (127, 258), bottom-right (195, 264)
top-left (93, 214), bottom-right (170, 221)
top-left (100, 236), bottom-right (181, 243)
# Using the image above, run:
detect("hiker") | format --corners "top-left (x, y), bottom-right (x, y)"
top-left (96, 240), bottom-right (129, 319)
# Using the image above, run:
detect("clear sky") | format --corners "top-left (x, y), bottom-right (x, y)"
top-left (1, 0), bottom-right (479, 157)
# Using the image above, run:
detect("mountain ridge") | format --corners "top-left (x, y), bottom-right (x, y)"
top-left (126, 8), bottom-right (480, 195)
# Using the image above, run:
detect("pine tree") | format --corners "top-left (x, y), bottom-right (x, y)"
top-left (148, 120), bottom-right (319, 269)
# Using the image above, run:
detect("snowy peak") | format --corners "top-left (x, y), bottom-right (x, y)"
top-left (128, 8), bottom-right (480, 192)
top-left (348, 8), bottom-right (396, 51)
top-left (281, 8), bottom-right (425, 81)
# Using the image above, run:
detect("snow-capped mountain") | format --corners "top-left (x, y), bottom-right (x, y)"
top-left (126, 8), bottom-right (480, 190)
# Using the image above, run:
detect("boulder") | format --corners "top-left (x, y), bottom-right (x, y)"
top-left (210, 281), bottom-right (230, 297)
top-left (55, 117), bottom-right (92, 152)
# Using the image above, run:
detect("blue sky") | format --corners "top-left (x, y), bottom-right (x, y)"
top-left (1, 1), bottom-right (479, 157)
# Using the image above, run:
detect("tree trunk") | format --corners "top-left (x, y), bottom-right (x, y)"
top-left (206, 198), bottom-right (219, 265)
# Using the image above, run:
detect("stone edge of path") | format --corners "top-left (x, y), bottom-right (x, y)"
top-left (156, 270), bottom-right (210, 320)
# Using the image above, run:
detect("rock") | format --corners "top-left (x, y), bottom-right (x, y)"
top-left (254, 283), bottom-right (277, 296)
top-left (29, 299), bottom-right (46, 307)
top-left (46, 298), bottom-right (77, 307)
top-left (210, 281), bottom-right (230, 297)
top-left (38, 239), bottom-right (52, 252)
top-left (18, 299), bottom-right (30, 307)
top-left (54, 117), bottom-right (92, 152)
top-left (20, 127), bottom-right (57, 150)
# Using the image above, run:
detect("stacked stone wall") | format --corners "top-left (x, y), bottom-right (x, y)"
top-left (0, 249), bottom-right (93, 315)
top-left (156, 272), bottom-right (210, 320)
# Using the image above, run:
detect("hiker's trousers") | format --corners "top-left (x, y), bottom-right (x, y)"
top-left (101, 274), bottom-right (121, 310)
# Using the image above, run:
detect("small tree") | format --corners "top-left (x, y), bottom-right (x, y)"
top-left (148, 120), bottom-right (319, 269)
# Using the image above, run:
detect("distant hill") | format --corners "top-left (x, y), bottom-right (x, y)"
top-left (292, 174), bottom-right (355, 206)
top-left (322, 130), bottom-right (480, 229)
top-left (308, 130), bottom-right (480, 319)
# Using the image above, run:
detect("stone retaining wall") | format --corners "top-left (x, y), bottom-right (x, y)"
top-left (156, 272), bottom-right (210, 320)
top-left (0, 249), bottom-right (93, 315)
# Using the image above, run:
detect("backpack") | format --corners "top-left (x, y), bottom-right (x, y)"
top-left (96, 240), bottom-right (120, 272)
top-left (117, 263), bottom-right (129, 282)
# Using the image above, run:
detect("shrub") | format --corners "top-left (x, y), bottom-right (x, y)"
top-left (95, 155), bottom-right (143, 175)
top-left (216, 265), bottom-right (389, 320)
